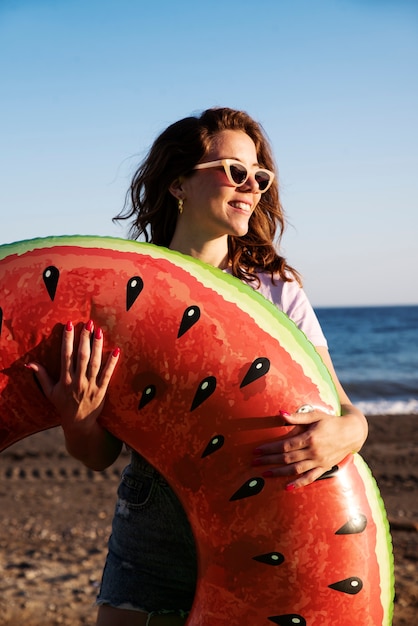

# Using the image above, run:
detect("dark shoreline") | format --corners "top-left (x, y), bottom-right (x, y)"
top-left (0, 414), bottom-right (417, 625)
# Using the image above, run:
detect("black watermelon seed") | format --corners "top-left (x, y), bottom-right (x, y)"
top-left (336, 514), bottom-right (368, 535)
top-left (43, 266), bottom-right (59, 301)
top-left (329, 576), bottom-right (363, 595)
top-left (240, 357), bottom-right (270, 387)
top-left (190, 376), bottom-right (216, 411)
top-left (316, 465), bottom-right (339, 480)
top-left (268, 615), bottom-right (306, 625)
top-left (178, 305), bottom-right (201, 338)
top-left (126, 276), bottom-right (144, 311)
top-left (253, 552), bottom-right (285, 566)
top-left (230, 477), bottom-right (265, 501)
top-left (201, 435), bottom-right (225, 458)
top-left (138, 384), bottom-right (156, 409)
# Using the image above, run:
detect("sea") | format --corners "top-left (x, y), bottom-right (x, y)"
top-left (314, 305), bottom-right (418, 416)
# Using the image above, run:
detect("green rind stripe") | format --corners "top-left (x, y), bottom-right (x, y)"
top-left (0, 235), bottom-right (339, 411)
top-left (352, 454), bottom-right (395, 626)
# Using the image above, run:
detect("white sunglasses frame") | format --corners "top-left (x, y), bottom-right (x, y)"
top-left (193, 159), bottom-right (275, 193)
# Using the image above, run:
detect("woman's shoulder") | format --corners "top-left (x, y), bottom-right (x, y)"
top-left (253, 271), bottom-right (328, 347)
top-left (223, 267), bottom-right (327, 345)
top-left (255, 270), bottom-right (302, 305)
top-left (223, 267), bottom-right (302, 308)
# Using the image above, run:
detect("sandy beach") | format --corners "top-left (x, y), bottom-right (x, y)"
top-left (0, 414), bottom-right (417, 625)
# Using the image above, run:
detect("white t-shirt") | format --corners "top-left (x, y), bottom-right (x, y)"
top-left (225, 270), bottom-right (327, 348)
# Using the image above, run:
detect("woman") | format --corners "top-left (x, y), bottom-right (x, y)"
top-left (29, 107), bottom-right (368, 626)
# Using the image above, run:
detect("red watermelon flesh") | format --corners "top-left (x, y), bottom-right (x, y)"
top-left (0, 236), bottom-right (394, 626)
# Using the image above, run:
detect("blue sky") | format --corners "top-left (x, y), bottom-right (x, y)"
top-left (1, 0), bottom-right (417, 306)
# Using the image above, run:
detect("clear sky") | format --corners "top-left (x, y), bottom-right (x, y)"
top-left (1, 0), bottom-right (417, 306)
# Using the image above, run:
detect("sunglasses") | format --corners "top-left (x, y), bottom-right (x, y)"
top-left (193, 159), bottom-right (275, 193)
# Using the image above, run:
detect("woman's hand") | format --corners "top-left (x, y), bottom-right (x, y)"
top-left (26, 320), bottom-right (122, 470)
top-left (252, 405), bottom-right (367, 490)
top-left (252, 346), bottom-right (368, 490)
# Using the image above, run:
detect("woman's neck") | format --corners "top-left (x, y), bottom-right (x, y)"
top-left (169, 232), bottom-right (229, 269)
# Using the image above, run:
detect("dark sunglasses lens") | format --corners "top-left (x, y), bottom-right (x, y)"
top-left (255, 171), bottom-right (271, 191)
top-left (229, 163), bottom-right (247, 185)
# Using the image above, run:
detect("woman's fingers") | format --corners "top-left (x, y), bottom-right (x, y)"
top-left (81, 323), bottom-right (120, 387)
top-left (281, 406), bottom-right (334, 424)
top-left (98, 347), bottom-right (121, 390)
top-left (61, 320), bottom-right (75, 385)
top-left (28, 319), bottom-right (119, 394)
top-left (281, 467), bottom-right (333, 490)
top-left (24, 361), bottom-right (54, 399)
top-left (73, 321), bottom-right (120, 391)
top-left (88, 326), bottom-right (105, 380)
top-left (254, 446), bottom-right (335, 490)
top-left (76, 320), bottom-right (95, 382)
top-left (253, 423), bottom-right (309, 460)
top-left (24, 320), bottom-right (120, 431)
top-left (252, 409), bottom-right (341, 489)
top-left (253, 445), bottom-right (309, 468)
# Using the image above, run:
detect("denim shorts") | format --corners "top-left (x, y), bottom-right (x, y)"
top-left (96, 451), bottom-right (197, 614)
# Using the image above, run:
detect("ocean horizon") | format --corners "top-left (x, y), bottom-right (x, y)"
top-left (315, 304), bottom-right (418, 416)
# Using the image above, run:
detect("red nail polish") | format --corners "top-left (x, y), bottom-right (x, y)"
top-left (112, 347), bottom-right (121, 358)
top-left (280, 411), bottom-right (291, 418)
top-left (95, 327), bottom-right (103, 340)
top-left (262, 470), bottom-right (274, 478)
top-left (285, 483), bottom-right (296, 492)
top-left (66, 320), bottom-right (73, 332)
top-left (85, 319), bottom-right (94, 332)
top-left (24, 363), bottom-right (34, 370)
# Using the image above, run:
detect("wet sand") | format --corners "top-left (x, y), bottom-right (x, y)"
top-left (0, 414), bottom-right (417, 625)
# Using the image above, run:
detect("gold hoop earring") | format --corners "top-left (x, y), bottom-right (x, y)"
top-left (178, 198), bottom-right (184, 214)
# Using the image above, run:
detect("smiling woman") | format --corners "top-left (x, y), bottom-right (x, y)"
top-left (168, 129), bottom-right (273, 261)
top-left (15, 107), bottom-right (374, 625)
top-left (115, 108), bottom-right (295, 288)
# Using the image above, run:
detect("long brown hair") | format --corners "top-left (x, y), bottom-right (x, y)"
top-left (113, 107), bottom-right (301, 285)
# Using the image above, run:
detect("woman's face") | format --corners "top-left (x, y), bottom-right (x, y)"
top-left (177, 130), bottom-right (263, 240)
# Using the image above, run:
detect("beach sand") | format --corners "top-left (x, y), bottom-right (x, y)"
top-left (0, 414), bottom-right (417, 625)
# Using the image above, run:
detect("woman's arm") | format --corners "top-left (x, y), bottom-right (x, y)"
top-left (252, 346), bottom-right (369, 490)
top-left (26, 320), bottom-right (122, 471)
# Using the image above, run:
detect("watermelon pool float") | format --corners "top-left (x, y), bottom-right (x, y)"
top-left (0, 236), bottom-right (394, 625)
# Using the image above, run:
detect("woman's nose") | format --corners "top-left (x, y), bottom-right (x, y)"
top-left (238, 174), bottom-right (260, 193)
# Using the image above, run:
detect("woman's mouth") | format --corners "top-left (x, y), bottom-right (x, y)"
top-left (229, 201), bottom-right (252, 213)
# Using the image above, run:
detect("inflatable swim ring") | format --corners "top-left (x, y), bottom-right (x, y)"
top-left (0, 236), bottom-right (394, 625)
